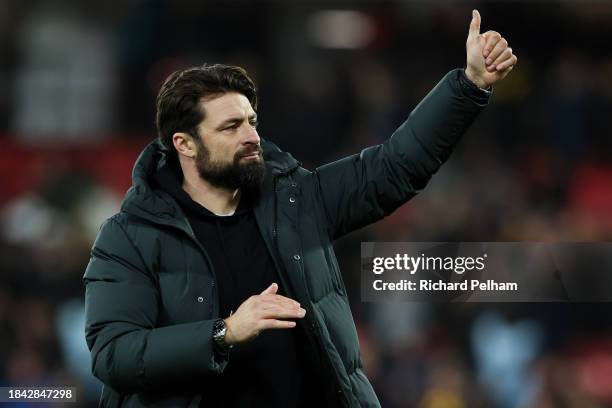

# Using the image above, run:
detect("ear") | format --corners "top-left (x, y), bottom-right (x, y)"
top-left (172, 132), bottom-right (197, 158)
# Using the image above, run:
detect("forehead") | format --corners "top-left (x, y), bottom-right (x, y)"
top-left (199, 92), bottom-right (255, 123)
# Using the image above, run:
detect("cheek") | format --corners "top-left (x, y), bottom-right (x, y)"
top-left (224, 144), bottom-right (241, 164)
top-left (205, 140), bottom-right (233, 162)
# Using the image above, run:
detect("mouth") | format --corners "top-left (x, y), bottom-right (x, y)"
top-left (240, 150), bottom-right (261, 160)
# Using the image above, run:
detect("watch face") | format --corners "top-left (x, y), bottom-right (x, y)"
top-left (213, 319), bottom-right (226, 341)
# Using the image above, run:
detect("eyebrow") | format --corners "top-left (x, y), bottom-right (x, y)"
top-left (216, 113), bottom-right (258, 130)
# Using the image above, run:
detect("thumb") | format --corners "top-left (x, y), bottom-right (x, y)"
top-left (261, 282), bottom-right (278, 295)
top-left (468, 9), bottom-right (481, 38)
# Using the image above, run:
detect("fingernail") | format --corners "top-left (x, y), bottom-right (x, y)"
top-left (486, 58), bottom-right (492, 65)
top-left (299, 308), bottom-right (306, 315)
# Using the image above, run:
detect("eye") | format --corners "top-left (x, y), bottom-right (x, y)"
top-left (249, 120), bottom-right (258, 128)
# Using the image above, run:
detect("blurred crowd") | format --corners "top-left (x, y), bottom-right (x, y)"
top-left (1, 0), bottom-right (612, 406)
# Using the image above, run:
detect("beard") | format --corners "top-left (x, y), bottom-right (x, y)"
top-left (193, 139), bottom-right (266, 195)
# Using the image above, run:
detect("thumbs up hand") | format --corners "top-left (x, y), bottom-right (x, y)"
top-left (465, 10), bottom-right (517, 89)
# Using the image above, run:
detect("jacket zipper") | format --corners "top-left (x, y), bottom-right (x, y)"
top-left (272, 176), bottom-right (278, 243)
top-left (271, 175), bottom-right (348, 407)
top-left (183, 224), bottom-right (220, 317)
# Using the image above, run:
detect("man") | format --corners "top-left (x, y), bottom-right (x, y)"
top-left (84, 10), bottom-right (516, 407)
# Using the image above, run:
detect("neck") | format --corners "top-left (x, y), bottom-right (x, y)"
top-left (180, 159), bottom-right (240, 216)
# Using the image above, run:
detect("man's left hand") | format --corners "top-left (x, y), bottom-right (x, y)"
top-left (465, 9), bottom-right (518, 89)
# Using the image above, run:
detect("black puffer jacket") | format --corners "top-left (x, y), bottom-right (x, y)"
top-left (83, 69), bottom-right (489, 407)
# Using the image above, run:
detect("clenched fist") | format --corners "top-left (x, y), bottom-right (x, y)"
top-left (465, 9), bottom-right (517, 89)
top-left (224, 283), bottom-right (306, 345)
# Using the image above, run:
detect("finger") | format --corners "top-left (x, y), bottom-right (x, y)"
top-left (488, 48), bottom-right (512, 72)
top-left (260, 319), bottom-right (297, 330)
top-left (258, 300), bottom-right (301, 319)
top-left (482, 31), bottom-right (501, 58)
top-left (261, 293), bottom-right (301, 309)
top-left (260, 282), bottom-right (278, 295)
top-left (261, 306), bottom-right (306, 320)
top-left (496, 55), bottom-right (518, 71)
top-left (260, 301), bottom-right (302, 317)
top-left (490, 49), bottom-right (513, 71)
top-left (468, 9), bottom-right (481, 39)
top-left (485, 39), bottom-right (508, 66)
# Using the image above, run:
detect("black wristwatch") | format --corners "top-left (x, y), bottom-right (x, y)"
top-left (212, 318), bottom-right (232, 353)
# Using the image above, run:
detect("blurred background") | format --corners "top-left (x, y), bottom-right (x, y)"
top-left (1, 0), bottom-right (612, 406)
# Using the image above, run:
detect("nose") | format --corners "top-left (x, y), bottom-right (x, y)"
top-left (242, 124), bottom-right (260, 145)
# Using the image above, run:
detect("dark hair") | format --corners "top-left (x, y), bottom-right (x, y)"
top-left (155, 64), bottom-right (258, 155)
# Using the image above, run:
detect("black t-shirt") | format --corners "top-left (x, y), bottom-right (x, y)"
top-left (152, 161), bottom-right (326, 407)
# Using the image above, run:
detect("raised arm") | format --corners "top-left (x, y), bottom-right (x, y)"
top-left (314, 10), bottom-right (516, 240)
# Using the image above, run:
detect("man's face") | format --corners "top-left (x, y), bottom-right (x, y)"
top-left (192, 92), bottom-right (265, 192)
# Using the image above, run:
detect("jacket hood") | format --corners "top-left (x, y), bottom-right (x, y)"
top-left (120, 138), bottom-right (300, 226)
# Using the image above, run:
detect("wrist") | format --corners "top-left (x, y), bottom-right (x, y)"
top-left (223, 316), bottom-right (239, 345)
top-left (212, 318), bottom-right (233, 352)
top-left (464, 67), bottom-right (489, 90)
